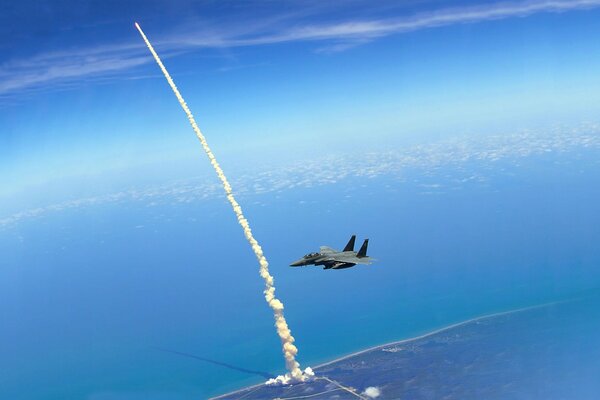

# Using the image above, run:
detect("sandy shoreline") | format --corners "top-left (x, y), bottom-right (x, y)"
top-left (210, 299), bottom-right (568, 399)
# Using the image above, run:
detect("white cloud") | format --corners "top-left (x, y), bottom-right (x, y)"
top-left (1, 125), bottom-right (599, 230)
top-left (363, 386), bottom-right (381, 398)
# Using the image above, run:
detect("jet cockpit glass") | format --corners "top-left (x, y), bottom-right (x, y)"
top-left (304, 252), bottom-right (319, 258)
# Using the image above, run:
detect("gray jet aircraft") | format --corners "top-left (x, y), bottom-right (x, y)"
top-left (289, 235), bottom-right (374, 270)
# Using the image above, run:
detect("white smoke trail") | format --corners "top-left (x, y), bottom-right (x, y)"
top-left (134, 22), bottom-right (313, 384)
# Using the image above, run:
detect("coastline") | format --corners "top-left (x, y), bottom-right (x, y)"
top-left (210, 299), bottom-right (570, 399)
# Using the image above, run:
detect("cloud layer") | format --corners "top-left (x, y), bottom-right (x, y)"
top-left (2, 124), bottom-right (599, 229)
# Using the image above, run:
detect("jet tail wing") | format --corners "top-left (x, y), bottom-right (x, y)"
top-left (342, 235), bottom-right (356, 252)
top-left (357, 239), bottom-right (369, 258)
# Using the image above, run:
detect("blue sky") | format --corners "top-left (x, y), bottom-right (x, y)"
top-left (3, 0), bottom-right (600, 200)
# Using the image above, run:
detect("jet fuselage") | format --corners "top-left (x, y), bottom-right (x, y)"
top-left (289, 235), bottom-right (373, 270)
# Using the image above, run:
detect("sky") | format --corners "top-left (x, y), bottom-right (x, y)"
top-left (3, 0), bottom-right (600, 202)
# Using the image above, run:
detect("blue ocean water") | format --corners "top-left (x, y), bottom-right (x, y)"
top-left (1, 149), bottom-right (599, 398)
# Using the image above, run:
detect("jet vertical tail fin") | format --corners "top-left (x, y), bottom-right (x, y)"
top-left (357, 239), bottom-right (369, 258)
top-left (343, 235), bottom-right (356, 252)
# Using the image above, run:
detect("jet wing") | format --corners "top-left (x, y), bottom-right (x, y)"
top-left (320, 254), bottom-right (374, 265)
top-left (319, 246), bottom-right (337, 254)
top-left (344, 258), bottom-right (373, 265)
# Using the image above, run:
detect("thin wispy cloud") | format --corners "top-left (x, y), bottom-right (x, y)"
top-left (164, 0), bottom-right (600, 48)
top-left (2, 0), bottom-right (599, 95)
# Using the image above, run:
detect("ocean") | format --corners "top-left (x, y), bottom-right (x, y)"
top-left (1, 149), bottom-right (599, 398)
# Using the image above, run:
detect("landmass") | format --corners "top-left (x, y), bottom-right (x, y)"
top-left (211, 294), bottom-right (600, 399)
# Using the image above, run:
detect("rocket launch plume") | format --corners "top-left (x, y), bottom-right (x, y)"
top-left (134, 22), bottom-right (313, 385)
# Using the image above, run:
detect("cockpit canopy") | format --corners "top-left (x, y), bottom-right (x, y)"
top-left (304, 252), bottom-right (320, 258)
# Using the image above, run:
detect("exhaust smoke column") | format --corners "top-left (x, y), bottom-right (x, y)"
top-left (134, 22), bottom-right (312, 384)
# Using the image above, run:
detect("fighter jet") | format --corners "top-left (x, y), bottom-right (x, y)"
top-left (289, 235), bottom-right (374, 270)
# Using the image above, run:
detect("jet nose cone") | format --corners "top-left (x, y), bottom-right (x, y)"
top-left (289, 259), bottom-right (304, 267)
